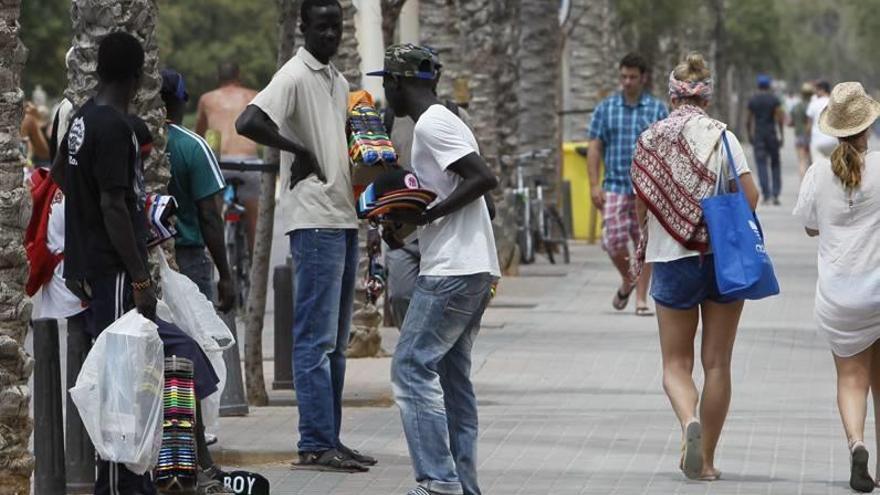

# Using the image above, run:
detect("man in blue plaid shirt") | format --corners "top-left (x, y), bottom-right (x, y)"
top-left (587, 53), bottom-right (668, 316)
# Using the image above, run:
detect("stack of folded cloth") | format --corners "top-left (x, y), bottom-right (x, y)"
top-left (154, 356), bottom-right (198, 493)
top-left (357, 168), bottom-right (436, 220)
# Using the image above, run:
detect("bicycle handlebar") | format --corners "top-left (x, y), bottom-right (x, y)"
top-left (499, 148), bottom-right (553, 165)
top-left (218, 160), bottom-right (280, 173)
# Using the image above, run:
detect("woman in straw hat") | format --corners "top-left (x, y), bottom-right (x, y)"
top-left (794, 81), bottom-right (880, 493)
top-left (631, 53), bottom-right (760, 482)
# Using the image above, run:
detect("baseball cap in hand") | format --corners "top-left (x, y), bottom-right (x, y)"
top-left (357, 168), bottom-right (437, 219)
top-left (366, 44), bottom-right (439, 80)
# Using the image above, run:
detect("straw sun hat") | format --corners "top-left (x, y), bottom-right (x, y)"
top-left (818, 82), bottom-right (880, 138)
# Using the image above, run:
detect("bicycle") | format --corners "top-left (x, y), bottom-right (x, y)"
top-left (218, 160), bottom-right (279, 312)
top-left (505, 149), bottom-right (571, 265)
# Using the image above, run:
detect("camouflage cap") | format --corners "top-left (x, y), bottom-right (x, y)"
top-left (367, 43), bottom-right (439, 80)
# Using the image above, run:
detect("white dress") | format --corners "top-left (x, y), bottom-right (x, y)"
top-left (794, 153), bottom-right (880, 357)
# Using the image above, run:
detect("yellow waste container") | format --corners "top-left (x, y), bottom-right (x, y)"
top-left (562, 141), bottom-right (602, 243)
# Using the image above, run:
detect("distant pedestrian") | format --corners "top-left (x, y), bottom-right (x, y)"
top-left (162, 69), bottom-right (235, 312)
top-left (794, 82), bottom-right (880, 493)
top-left (196, 61), bottom-right (260, 249)
top-left (806, 80), bottom-right (837, 161)
top-left (790, 82), bottom-right (814, 180)
top-left (631, 53), bottom-right (760, 481)
top-left (746, 74), bottom-right (785, 205)
top-left (371, 43), bottom-right (500, 495)
top-left (587, 52), bottom-right (668, 316)
top-left (236, 0), bottom-right (376, 472)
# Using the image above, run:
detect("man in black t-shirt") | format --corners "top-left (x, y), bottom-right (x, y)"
top-left (747, 74), bottom-right (785, 205)
top-left (56, 32), bottom-right (159, 495)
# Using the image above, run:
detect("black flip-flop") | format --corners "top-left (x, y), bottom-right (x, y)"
top-left (290, 449), bottom-right (370, 473)
top-left (613, 287), bottom-right (634, 311)
top-left (851, 444), bottom-right (874, 493)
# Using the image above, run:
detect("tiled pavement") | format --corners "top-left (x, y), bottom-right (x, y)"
top-left (213, 142), bottom-right (864, 494)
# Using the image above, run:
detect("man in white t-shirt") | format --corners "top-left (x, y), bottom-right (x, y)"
top-left (236, 0), bottom-right (376, 472)
top-left (369, 44), bottom-right (500, 495)
top-left (806, 80), bottom-right (837, 161)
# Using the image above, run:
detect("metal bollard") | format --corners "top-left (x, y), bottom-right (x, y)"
top-left (32, 319), bottom-right (66, 495)
top-left (272, 263), bottom-right (294, 390)
top-left (562, 180), bottom-right (574, 239)
top-left (65, 313), bottom-right (95, 493)
top-left (219, 311), bottom-right (249, 416)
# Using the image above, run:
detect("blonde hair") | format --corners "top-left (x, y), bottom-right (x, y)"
top-left (673, 53), bottom-right (712, 83)
top-left (831, 132), bottom-right (866, 190)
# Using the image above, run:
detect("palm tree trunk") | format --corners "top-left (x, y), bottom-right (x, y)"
top-left (517, 0), bottom-right (562, 200)
top-left (565, 0), bottom-right (619, 140)
top-left (381, 0), bottom-right (408, 47)
top-left (242, 0), bottom-right (301, 407)
top-left (419, 0), bottom-right (464, 103)
top-left (67, 0), bottom-right (170, 193)
top-left (457, 0), bottom-right (521, 275)
top-left (0, 1), bottom-right (35, 492)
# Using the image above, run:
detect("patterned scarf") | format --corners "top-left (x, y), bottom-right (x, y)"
top-left (668, 71), bottom-right (713, 100)
top-left (631, 105), bottom-right (725, 258)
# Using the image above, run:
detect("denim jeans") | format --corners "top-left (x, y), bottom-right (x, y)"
top-left (392, 273), bottom-right (495, 495)
top-left (753, 132), bottom-right (781, 199)
top-left (386, 240), bottom-right (421, 328)
top-left (289, 228), bottom-right (358, 452)
top-left (176, 245), bottom-right (214, 300)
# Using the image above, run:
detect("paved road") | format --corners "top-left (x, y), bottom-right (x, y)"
top-left (211, 139), bottom-right (866, 495)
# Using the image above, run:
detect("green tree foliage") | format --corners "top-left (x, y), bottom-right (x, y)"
top-left (157, 0), bottom-right (278, 107)
top-left (725, 0), bottom-right (785, 73)
top-left (21, 0), bottom-right (71, 98)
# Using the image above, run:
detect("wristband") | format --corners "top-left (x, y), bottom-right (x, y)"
top-left (132, 279), bottom-right (152, 291)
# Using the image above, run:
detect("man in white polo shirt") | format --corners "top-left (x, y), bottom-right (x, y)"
top-left (235, 0), bottom-right (375, 472)
top-left (370, 44), bottom-right (500, 495)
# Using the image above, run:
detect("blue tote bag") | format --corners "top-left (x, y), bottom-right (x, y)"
top-left (700, 133), bottom-right (780, 300)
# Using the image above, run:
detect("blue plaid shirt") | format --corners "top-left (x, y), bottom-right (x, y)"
top-left (589, 92), bottom-right (668, 194)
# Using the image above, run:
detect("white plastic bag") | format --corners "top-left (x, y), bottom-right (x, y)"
top-left (69, 310), bottom-right (165, 474)
top-left (201, 349), bottom-right (227, 431)
top-left (157, 250), bottom-right (235, 351)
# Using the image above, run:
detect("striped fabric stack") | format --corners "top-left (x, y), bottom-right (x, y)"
top-left (154, 356), bottom-right (198, 493)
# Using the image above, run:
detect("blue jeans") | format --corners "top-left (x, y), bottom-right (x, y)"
top-left (392, 273), bottom-right (495, 495)
top-left (289, 228), bottom-right (358, 452)
top-left (175, 245), bottom-right (214, 300)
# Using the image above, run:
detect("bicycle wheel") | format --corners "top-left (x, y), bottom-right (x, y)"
top-left (543, 205), bottom-right (570, 264)
top-left (515, 193), bottom-right (535, 264)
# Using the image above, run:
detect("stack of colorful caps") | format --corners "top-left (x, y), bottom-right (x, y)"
top-left (357, 168), bottom-right (436, 220)
top-left (347, 90), bottom-right (397, 166)
top-left (154, 356), bottom-right (198, 493)
top-left (349, 104), bottom-right (397, 165)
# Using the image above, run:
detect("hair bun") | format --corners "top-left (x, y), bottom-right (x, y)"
top-left (686, 53), bottom-right (707, 73)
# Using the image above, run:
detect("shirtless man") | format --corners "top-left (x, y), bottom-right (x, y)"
top-left (196, 61), bottom-right (259, 247)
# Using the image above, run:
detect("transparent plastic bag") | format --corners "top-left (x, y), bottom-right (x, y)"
top-left (201, 349), bottom-right (226, 431)
top-left (69, 310), bottom-right (165, 474)
top-left (157, 250), bottom-right (235, 352)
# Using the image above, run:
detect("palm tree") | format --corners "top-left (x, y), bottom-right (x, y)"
top-left (381, 0), bottom-right (408, 47)
top-left (67, 0), bottom-right (170, 193)
top-left (458, 0), bottom-right (521, 274)
top-left (517, 0), bottom-right (562, 199)
top-left (419, 0), bottom-right (464, 103)
top-left (564, 0), bottom-right (620, 141)
top-left (0, 1), bottom-right (36, 491)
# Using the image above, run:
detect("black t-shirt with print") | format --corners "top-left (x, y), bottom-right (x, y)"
top-left (62, 99), bottom-right (149, 280)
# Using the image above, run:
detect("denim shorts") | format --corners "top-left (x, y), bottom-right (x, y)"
top-left (650, 255), bottom-right (740, 310)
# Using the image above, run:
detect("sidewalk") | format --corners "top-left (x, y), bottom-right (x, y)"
top-left (213, 142), bottom-right (855, 494)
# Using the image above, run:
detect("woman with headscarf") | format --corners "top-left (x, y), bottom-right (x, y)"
top-left (630, 53), bottom-right (760, 481)
top-left (794, 82), bottom-right (880, 493)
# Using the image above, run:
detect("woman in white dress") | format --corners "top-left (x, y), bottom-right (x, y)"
top-left (794, 82), bottom-right (880, 493)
